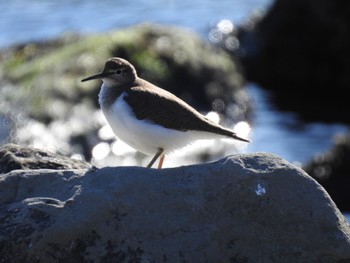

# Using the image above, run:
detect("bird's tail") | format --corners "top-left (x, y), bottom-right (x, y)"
top-left (201, 118), bottom-right (251, 143)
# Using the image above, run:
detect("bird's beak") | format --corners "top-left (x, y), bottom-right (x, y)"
top-left (81, 71), bottom-right (111, 82)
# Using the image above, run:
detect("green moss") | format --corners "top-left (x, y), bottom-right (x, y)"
top-left (3, 53), bottom-right (24, 71)
top-left (6, 35), bottom-right (108, 81)
top-left (0, 23), bottom-right (249, 122)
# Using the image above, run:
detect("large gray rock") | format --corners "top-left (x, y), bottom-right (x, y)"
top-left (0, 152), bottom-right (349, 262)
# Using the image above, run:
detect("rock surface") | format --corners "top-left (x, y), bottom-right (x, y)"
top-left (0, 143), bottom-right (91, 174)
top-left (0, 149), bottom-right (349, 263)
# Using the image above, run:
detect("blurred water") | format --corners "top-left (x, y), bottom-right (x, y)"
top-left (0, 0), bottom-right (348, 166)
top-left (345, 214), bottom-right (350, 223)
top-left (0, 0), bottom-right (271, 47)
top-left (246, 85), bottom-right (349, 165)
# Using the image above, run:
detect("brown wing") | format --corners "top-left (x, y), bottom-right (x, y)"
top-left (123, 79), bottom-right (249, 142)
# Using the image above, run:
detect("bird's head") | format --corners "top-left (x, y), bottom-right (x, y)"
top-left (81, 57), bottom-right (137, 86)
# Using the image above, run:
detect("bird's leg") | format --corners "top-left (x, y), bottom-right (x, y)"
top-left (157, 154), bottom-right (165, 169)
top-left (147, 148), bottom-right (164, 168)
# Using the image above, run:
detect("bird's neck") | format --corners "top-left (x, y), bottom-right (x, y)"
top-left (98, 82), bottom-right (125, 111)
top-left (98, 78), bottom-right (141, 110)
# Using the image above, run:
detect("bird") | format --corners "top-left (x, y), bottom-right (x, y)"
top-left (81, 57), bottom-right (250, 169)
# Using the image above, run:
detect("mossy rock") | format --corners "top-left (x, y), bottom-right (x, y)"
top-left (0, 23), bottom-right (250, 125)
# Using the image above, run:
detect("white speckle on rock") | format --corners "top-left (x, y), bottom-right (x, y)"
top-left (255, 183), bottom-right (266, 196)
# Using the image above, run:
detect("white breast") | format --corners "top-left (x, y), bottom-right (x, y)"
top-left (99, 89), bottom-right (222, 156)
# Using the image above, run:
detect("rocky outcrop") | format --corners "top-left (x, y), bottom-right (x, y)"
top-left (304, 134), bottom-right (350, 212)
top-left (0, 143), bottom-right (91, 174)
top-left (0, 146), bottom-right (349, 262)
top-left (218, 0), bottom-right (350, 123)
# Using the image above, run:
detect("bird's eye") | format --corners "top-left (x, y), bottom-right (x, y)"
top-left (115, 69), bottom-right (122, 74)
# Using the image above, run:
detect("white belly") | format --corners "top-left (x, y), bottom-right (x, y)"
top-left (101, 92), bottom-right (220, 156)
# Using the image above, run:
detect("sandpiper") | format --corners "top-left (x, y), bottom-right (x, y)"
top-left (82, 57), bottom-right (250, 168)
